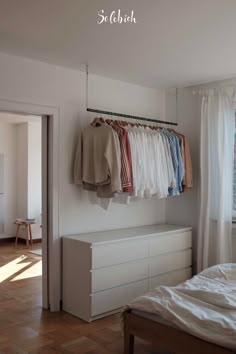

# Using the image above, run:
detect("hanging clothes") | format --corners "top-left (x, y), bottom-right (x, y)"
top-left (74, 123), bottom-right (121, 196)
top-left (74, 117), bottom-right (192, 209)
top-left (172, 130), bottom-right (193, 189)
top-left (182, 136), bottom-right (193, 188)
top-left (108, 121), bottom-right (133, 193)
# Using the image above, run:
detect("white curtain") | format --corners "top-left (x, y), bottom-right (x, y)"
top-left (197, 89), bottom-right (235, 272)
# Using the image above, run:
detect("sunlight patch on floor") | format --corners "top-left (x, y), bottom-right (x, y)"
top-left (11, 260), bottom-right (42, 281)
top-left (0, 255), bottom-right (31, 282)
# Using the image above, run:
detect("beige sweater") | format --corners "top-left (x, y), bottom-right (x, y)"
top-left (74, 124), bottom-right (121, 193)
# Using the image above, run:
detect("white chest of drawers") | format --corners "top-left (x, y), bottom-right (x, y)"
top-left (62, 224), bottom-right (192, 322)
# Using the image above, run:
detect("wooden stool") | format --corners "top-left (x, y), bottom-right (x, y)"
top-left (15, 219), bottom-right (35, 248)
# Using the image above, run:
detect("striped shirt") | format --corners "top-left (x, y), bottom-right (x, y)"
top-left (110, 122), bottom-right (133, 193)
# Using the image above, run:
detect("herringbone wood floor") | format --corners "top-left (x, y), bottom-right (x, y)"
top-left (0, 243), bottom-right (159, 354)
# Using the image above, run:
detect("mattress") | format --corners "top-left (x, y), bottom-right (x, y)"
top-left (131, 309), bottom-right (172, 326)
top-left (125, 263), bottom-right (236, 351)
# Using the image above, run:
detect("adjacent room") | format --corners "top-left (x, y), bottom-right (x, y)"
top-left (0, 113), bottom-right (42, 244)
top-left (0, 112), bottom-right (43, 324)
top-left (0, 0), bottom-right (236, 353)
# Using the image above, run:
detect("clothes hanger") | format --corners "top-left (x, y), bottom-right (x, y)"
top-left (99, 113), bottom-right (105, 123)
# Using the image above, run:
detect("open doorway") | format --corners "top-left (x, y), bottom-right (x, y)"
top-left (0, 112), bottom-right (44, 309)
top-left (0, 99), bottom-right (60, 313)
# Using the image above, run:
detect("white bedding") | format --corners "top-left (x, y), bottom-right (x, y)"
top-left (125, 264), bottom-right (236, 351)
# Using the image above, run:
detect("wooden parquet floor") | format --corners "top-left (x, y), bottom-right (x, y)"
top-left (0, 243), bottom-right (159, 354)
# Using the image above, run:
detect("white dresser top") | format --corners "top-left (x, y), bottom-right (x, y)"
top-left (63, 224), bottom-right (192, 245)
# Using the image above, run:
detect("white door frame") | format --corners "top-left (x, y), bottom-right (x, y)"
top-left (0, 99), bottom-right (60, 311)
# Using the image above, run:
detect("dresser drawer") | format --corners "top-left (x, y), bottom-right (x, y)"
top-left (91, 279), bottom-right (148, 316)
top-left (149, 231), bottom-right (192, 257)
top-left (149, 267), bottom-right (192, 290)
top-left (149, 249), bottom-right (192, 277)
top-left (91, 259), bottom-right (148, 293)
top-left (92, 239), bottom-right (149, 269)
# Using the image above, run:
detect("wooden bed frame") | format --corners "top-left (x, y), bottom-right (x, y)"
top-left (123, 311), bottom-right (236, 354)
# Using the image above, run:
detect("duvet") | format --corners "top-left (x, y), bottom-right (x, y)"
top-left (125, 264), bottom-right (236, 350)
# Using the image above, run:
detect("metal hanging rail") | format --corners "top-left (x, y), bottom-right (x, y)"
top-left (86, 108), bottom-right (178, 126)
top-left (86, 64), bottom-right (178, 126)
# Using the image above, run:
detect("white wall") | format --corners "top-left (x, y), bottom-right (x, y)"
top-left (232, 226), bottom-right (236, 262)
top-left (0, 122), bottom-right (17, 238)
top-left (16, 123), bottom-right (28, 220)
top-left (16, 121), bottom-right (42, 240)
top-left (28, 121), bottom-right (42, 221)
top-left (165, 89), bottom-right (200, 272)
top-left (0, 52), bottom-right (166, 238)
top-left (28, 121), bottom-right (42, 239)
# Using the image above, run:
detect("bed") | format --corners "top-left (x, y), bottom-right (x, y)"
top-left (123, 264), bottom-right (236, 354)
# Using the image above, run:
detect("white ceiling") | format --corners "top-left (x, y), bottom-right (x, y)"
top-left (0, 112), bottom-right (41, 124)
top-left (0, 0), bottom-right (236, 88)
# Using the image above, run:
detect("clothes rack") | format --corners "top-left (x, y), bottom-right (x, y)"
top-left (86, 108), bottom-right (178, 126)
top-left (85, 64), bottom-right (178, 126)
top-left (74, 112), bottom-right (193, 210)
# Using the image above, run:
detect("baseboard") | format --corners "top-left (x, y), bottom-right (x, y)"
top-left (0, 237), bottom-right (15, 243)
top-left (0, 237), bottom-right (42, 244)
top-left (32, 238), bottom-right (42, 244)
top-left (17, 238), bottom-right (42, 244)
